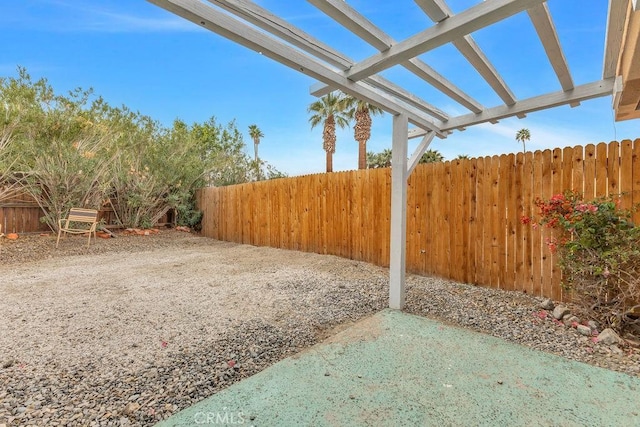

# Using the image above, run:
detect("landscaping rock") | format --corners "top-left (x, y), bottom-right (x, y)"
top-left (598, 328), bottom-right (622, 345)
top-left (577, 325), bottom-right (592, 336)
top-left (123, 402), bottom-right (140, 415)
top-left (553, 305), bottom-right (570, 320)
top-left (540, 298), bottom-right (555, 310)
top-left (588, 320), bottom-right (598, 330)
top-left (1, 359), bottom-right (15, 369)
top-left (564, 316), bottom-right (580, 326)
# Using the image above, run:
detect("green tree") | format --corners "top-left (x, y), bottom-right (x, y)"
top-left (366, 148), bottom-right (444, 169)
top-left (456, 154), bottom-right (470, 160)
top-left (308, 92), bottom-right (350, 173)
top-left (3, 69), bottom-right (116, 230)
top-left (0, 67), bottom-right (46, 203)
top-left (0, 67), bottom-right (287, 230)
top-left (342, 95), bottom-right (384, 170)
top-left (366, 149), bottom-right (392, 168)
top-left (248, 124), bottom-right (264, 180)
top-left (516, 128), bottom-right (530, 154)
top-left (419, 149), bottom-right (445, 163)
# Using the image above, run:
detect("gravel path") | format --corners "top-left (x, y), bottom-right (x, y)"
top-left (0, 231), bottom-right (638, 426)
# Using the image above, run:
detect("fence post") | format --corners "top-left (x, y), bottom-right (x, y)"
top-left (389, 113), bottom-right (409, 310)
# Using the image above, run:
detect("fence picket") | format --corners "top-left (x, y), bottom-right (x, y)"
top-left (541, 149), bottom-right (554, 299)
top-left (608, 141), bottom-right (620, 198)
top-left (474, 157), bottom-right (485, 285)
top-left (467, 159), bottom-right (478, 285)
top-left (620, 140), bottom-right (633, 212)
top-left (481, 156), bottom-right (493, 287)
top-left (504, 154), bottom-right (516, 291)
top-left (550, 148), bottom-right (564, 300)
top-left (633, 139), bottom-right (640, 225)
top-left (531, 151), bottom-right (544, 297)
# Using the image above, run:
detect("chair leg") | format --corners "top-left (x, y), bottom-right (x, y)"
top-left (56, 230), bottom-right (62, 248)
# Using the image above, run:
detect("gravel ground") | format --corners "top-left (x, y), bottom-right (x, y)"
top-left (0, 230), bottom-right (639, 426)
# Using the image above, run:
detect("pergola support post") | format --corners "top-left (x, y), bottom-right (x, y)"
top-left (389, 113), bottom-right (409, 310)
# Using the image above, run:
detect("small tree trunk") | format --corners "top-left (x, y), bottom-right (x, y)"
top-left (358, 141), bottom-right (367, 170)
top-left (326, 150), bottom-right (333, 173)
top-left (254, 143), bottom-right (260, 180)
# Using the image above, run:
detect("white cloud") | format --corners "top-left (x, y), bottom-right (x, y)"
top-left (79, 10), bottom-right (202, 33)
top-left (16, 0), bottom-right (202, 33)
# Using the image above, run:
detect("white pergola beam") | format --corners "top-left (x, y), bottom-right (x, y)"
top-left (603, 0), bottom-right (629, 79)
top-left (402, 61), bottom-right (483, 113)
top-left (308, 0), bottom-right (483, 113)
top-left (415, 0), bottom-right (516, 106)
top-left (527, 3), bottom-right (575, 92)
top-left (210, 0), bottom-right (349, 68)
top-left (389, 113), bottom-right (409, 310)
top-left (414, 0), bottom-right (450, 22)
top-left (148, 0), bottom-right (447, 136)
top-left (306, 0), bottom-right (391, 51)
top-left (441, 79), bottom-right (613, 132)
top-left (408, 79), bottom-right (615, 138)
top-left (211, 0), bottom-right (450, 122)
top-left (407, 132), bottom-right (435, 176)
top-left (310, 80), bottom-right (450, 122)
top-left (453, 36), bottom-right (517, 105)
top-left (346, 0), bottom-right (545, 82)
top-left (612, 76), bottom-right (623, 109)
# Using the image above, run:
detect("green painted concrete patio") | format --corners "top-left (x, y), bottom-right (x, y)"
top-left (158, 310), bottom-right (640, 426)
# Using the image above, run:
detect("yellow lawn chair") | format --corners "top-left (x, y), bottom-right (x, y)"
top-left (56, 208), bottom-right (99, 248)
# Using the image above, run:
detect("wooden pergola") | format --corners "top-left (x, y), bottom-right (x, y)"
top-left (148, 0), bottom-right (640, 309)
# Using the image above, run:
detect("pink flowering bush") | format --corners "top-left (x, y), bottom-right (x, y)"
top-left (524, 190), bottom-right (640, 334)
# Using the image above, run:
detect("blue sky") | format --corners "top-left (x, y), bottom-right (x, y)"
top-left (1, 0), bottom-right (638, 176)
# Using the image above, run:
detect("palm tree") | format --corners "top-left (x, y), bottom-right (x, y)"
top-left (456, 154), bottom-right (470, 160)
top-left (248, 124), bottom-right (263, 163)
top-left (343, 95), bottom-right (384, 170)
top-left (248, 124), bottom-right (264, 180)
top-left (308, 92), bottom-right (350, 173)
top-left (515, 128), bottom-right (530, 154)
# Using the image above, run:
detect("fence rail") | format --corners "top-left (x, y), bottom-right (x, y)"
top-left (197, 139), bottom-right (640, 300)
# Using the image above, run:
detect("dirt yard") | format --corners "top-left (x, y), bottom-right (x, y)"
top-left (0, 230), bottom-right (389, 426)
top-left (1, 230), bottom-right (638, 426)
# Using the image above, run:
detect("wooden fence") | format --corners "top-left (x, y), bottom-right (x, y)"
top-left (0, 196), bottom-right (166, 233)
top-left (196, 139), bottom-right (640, 301)
top-left (0, 192), bottom-right (49, 233)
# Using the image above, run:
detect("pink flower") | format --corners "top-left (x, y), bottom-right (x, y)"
top-left (575, 203), bottom-right (598, 213)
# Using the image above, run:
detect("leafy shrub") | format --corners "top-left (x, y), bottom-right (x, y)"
top-left (1, 67), bottom-right (287, 230)
top-left (2, 69), bottom-right (115, 229)
top-left (524, 191), bottom-right (640, 333)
